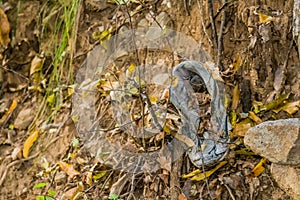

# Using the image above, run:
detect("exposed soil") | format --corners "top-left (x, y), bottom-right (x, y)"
top-left (0, 0), bottom-right (299, 199)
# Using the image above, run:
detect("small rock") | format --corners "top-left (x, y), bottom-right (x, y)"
top-left (14, 108), bottom-right (34, 130)
top-left (244, 118), bottom-right (300, 165)
top-left (271, 163), bottom-right (300, 200)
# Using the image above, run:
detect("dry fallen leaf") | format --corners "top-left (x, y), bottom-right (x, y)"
top-left (248, 157), bottom-right (267, 177)
top-left (182, 161), bottom-right (227, 181)
top-left (85, 171), bottom-right (93, 186)
top-left (229, 111), bottom-right (237, 127)
top-left (178, 193), bottom-right (188, 200)
top-left (231, 84), bottom-right (240, 110)
top-left (181, 169), bottom-right (201, 179)
top-left (254, 93), bottom-right (289, 113)
top-left (232, 55), bottom-right (242, 73)
top-left (0, 8), bottom-right (11, 48)
top-left (61, 181), bottom-right (84, 200)
top-left (233, 119), bottom-right (252, 137)
top-left (30, 55), bottom-right (45, 89)
top-left (235, 148), bottom-right (256, 156)
top-left (93, 171), bottom-right (107, 181)
top-left (273, 100), bottom-right (300, 115)
top-left (23, 130), bottom-right (39, 158)
top-left (0, 99), bottom-right (18, 124)
top-left (258, 13), bottom-right (275, 24)
top-left (57, 161), bottom-right (80, 178)
top-left (93, 28), bottom-right (112, 49)
top-left (30, 55), bottom-right (44, 75)
top-left (99, 80), bottom-right (119, 92)
top-left (249, 111), bottom-right (262, 124)
top-left (126, 63), bottom-right (137, 77)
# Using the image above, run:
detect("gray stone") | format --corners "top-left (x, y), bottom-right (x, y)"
top-left (244, 118), bottom-right (300, 165)
top-left (14, 108), bottom-right (34, 130)
top-left (271, 163), bottom-right (300, 200)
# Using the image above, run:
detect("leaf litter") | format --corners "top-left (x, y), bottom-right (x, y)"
top-left (0, 1), bottom-right (298, 200)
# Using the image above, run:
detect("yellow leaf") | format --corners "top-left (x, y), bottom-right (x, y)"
top-left (252, 100), bottom-right (264, 114)
top-left (126, 63), bottom-right (136, 77)
top-left (23, 130), bottom-right (39, 158)
top-left (249, 111), bottom-right (262, 123)
top-left (182, 161), bottom-right (227, 181)
top-left (149, 95), bottom-right (158, 104)
top-left (255, 94), bottom-right (289, 113)
top-left (182, 169), bottom-right (201, 178)
top-left (273, 100), bottom-right (300, 115)
top-left (47, 93), bottom-right (56, 107)
top-left (0, 8), bottom-right (10, 48)
top-left (57, 161), bottom-right (80, 178)
top-left (258, 13), bottom-right (275, 24)
top-left (229, 111), bottom-right (237, 127)
top-left (0, 99), bottom-right (18, 124)
top-left (235, 148), bottom-right (256, 156)
top-left (71, 115), bottom-right (79, 123)
top-left (232, 55), bottom-right (242, 73)
top-left (93, 28), bottom-right (112, 49)
top-left (224, 94), bottom-right (230, 109)
top-left (163, 125), bottom-right (171, 134)
top-left (231, 84), bottom-right (240, 110)
top-left (67, 87), bottom-right (74, 98)
top-left (92, 171), bottom-right (107, 181)
top-left (248, 158), bottom-right (267, 177)
top-left (93, 29), bottom-right (111, 41)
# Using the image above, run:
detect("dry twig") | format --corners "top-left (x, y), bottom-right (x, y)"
top-left (217, 0), bottom-right (227, 70)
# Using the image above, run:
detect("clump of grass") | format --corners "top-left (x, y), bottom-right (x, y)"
top-left (33, 0), bottom-right (81, 124)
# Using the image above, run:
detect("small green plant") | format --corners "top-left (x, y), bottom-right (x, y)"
top-left (33, 183), bottom-right (56, 200)
top-left (108, 193), bottom-right (118, 200)
top-left (33, 182), bottom-right (47, 189)
top-left (36, 196), bottom-right (55, 200)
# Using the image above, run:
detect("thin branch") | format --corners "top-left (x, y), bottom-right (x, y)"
top-left (217, 0), bottom-right (227, 71)
top-left (208, 0), bottom-right (218, 47)
top-left (197, 0), bottom-right (213, 47)
top-left (205, 2), bottom-right (230, 29)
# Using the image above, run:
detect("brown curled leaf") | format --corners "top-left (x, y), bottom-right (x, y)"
top-left (0, 8), bottom-right (11, 48)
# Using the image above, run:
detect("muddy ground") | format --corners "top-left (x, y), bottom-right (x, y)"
top-left (0, 0), bottom-right (299, 199)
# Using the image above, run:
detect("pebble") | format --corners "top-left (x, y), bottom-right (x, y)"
top-left (271, 163), bottom-right (300, 200)
top-left (244, 118), bottom-right (300, 165)
top-left (14, 108), bottom-right (35, 130)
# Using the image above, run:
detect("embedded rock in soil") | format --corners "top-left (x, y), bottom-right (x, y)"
top-left (244, 118), bottom-right (300, 165)
top-left (271, 163), bottom-right (300, 200)
top-left (14, 108), bottom-right (35, 130)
